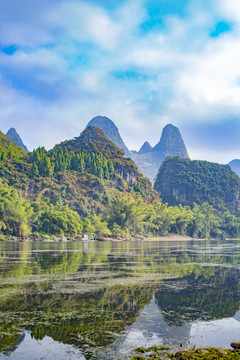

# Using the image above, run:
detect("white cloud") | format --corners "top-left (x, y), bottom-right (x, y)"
top-left (218, 0), bottom-right (240, 22)
top-left (46, 1), bottom-right (122, 50)
top-left (0, 49), bottom-right (66, 72)
top-left (0, 77), bottom-right (16, 104)
top-left (170, 35), bottom-right (240, 114)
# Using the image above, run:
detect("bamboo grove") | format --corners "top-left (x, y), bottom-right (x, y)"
top-left (1, 177), bottom-right (240, 240)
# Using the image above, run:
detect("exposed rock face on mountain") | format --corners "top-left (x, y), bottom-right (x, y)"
top-left (131, 124), bottom-right (189, 181)
top-left (152, 124), bottom-right (189, 159)
top-left (228, 159), bottom-right (240, 177)
top-left (154, 157), bottom-right (240, 213)
top-left (86, 117), bottom-right (189, 182)
top-left (138, 141), bottom-right (152, 154)
top-left (87, 116), bottom-right (130, 156)
top-left (6, 128), bottom-right (29, 153)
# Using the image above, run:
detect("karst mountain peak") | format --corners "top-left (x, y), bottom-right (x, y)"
top-left (86, 117), bottom-right (189, 181)
top-left (6, 127), bottom-right (29, 153)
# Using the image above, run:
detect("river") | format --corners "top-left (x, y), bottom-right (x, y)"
top-left (0, 239), bottom-right (240, 359)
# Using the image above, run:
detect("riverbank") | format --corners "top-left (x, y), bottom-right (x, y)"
top-left (3, 233), bottom-right (237, 242)
top-left (101, 234), bottom-right (195, 242)
top-left (0, 234), bottom-right (200, 242)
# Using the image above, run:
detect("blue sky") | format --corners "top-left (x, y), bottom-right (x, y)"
top-left (0, 0), bottom-right (240, 162)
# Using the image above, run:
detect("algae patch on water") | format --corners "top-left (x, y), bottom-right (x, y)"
top-left (131, 347), bottom-right (240, 360)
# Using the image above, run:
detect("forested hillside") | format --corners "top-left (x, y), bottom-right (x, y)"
top-left (2, 176), bottom-right (240, 240)
top-left (154, 157), bottom-right (240, 213)
top-left (1, 129), bottom-right (240, 240)
top-left (0, 126), bottom-right (156, 209)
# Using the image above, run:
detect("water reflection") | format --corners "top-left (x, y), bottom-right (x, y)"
top-left (156, 267), bottom-right (240, 324)
top-left (1, 332), bottom-right (84, 360)
top-left (0, 240), bottom-right (240, 359)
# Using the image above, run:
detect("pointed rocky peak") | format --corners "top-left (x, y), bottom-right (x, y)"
top-left (138, 141), bottom-right (152, 154)
top-left (0, 130), bottom-right (25, 157)
top-left (152, 124), bottom-right (189, 159)
top-left (87, 116), bottom-right (129, 155)
top-left (6, 128), bottom-right (29, 153)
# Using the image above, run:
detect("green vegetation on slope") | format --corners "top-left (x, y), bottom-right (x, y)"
top-left (154, 157), bottom-right (240, 213)
top-left (1, 176), bottom-right (240, 239)
top-left (1, 128), bottom-right (240, 239)
top-left (0, 126), bottom-right (157, 217)
top-left (0, 130), bottom-right (26, 159)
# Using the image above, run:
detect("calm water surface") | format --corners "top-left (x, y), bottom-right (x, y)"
top-left (0, 239), bottom-right (240, 359)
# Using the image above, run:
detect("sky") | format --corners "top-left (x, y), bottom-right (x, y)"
top-left (0, 0), bottom-right (240, 163)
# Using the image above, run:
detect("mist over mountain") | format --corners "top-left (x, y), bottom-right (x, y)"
top-left (6, 128), bottom-right (29, 153)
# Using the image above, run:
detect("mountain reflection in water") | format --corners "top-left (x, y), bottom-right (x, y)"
top-left (0, 240), bottom-right (240, 359)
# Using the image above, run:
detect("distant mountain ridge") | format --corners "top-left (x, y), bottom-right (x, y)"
top-left (138, 141), bottom-right (152, 154)
top-left (86, 116), bottom-right (189, 181)
top-left (131, 123), bottom-right (189, 181)
top-left (6, 128), bottom-right (29, 153)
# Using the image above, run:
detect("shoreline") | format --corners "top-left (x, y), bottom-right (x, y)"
top-left (1, 234), bottom-right (237, 242)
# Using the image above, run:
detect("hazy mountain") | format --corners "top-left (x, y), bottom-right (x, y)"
top-left (131, 124), bottom-right (189, 181)
top-left (87, 116), bottom-right (130, 156)
top-left (228, 159), bottom-right (240, 177)
top-left (138, 141), bottom-right (152, 154)
top-left (6, 128), bottom-right (29, 153)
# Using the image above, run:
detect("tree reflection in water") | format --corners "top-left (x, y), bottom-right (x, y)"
top-left (0, 240), bottom-right (240, 358)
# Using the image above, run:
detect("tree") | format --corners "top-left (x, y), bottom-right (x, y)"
top-left (31, 162), bottom-right (39, 177)
top-left (37, 204), bottom-right (83, 237)
top-left (0, 180), bottom-right (32, 238)
top-left (90, 215), bottom-right (111, 239)
top-left (150, 202), bottom-right (177, 236)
